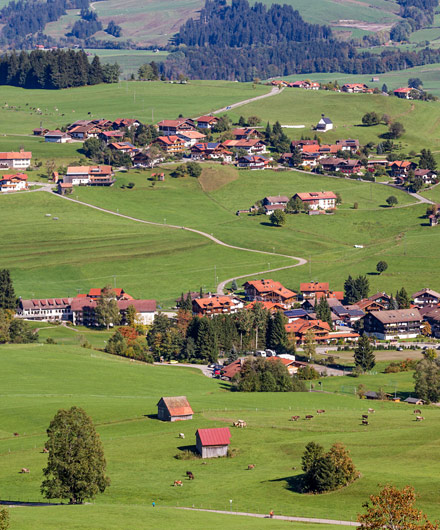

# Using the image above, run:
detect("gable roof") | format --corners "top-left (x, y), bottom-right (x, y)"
top-left (412, 288), bottom-right (440, 299)
top-left (369, 308), bottom-right (422, 324)
top-left (158, 396), bottom-right (193, 416)
top-left (296, 192), bottom-right (337, 202)
top-left (300, 282), bottom-right (329, 293)
top-left (0, 151), bottom-right (32, 160)
top-left (196, 427), bottom-right (231, 446)
top-left (244, 279), bottom-right (296, 299)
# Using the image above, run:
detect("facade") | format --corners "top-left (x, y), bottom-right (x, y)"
top-left (196, 115), bottom-right (219, 129)
top-left (394, 87), bottom-right (413, 99)
top-left (222, 139), bottom-right (267, 154)
top-left (157, 119), bottom-right (195, 136)
top-left (44, 130), bottom-right (70, 143)
top-left (64, 166), bottom-right (115, 186)
top-left (154, 135), bottom-right (186, 154)
top-left (0, 173), bottom-right (28, 192)
top-left (195, 427), bottom-right (231, 458)
top-left (192, 295), bottom-right (244, 317)
top-left (177, 131), bottom-right (207, 147)
top-left (421, 306), bottom-right (440, 338)
top-left (17, 298), bottom-right (73, 321)
top-left (237, 155), bottom-right (270, 169)
top-left (412, 288), bottom-right (440, 307)
top-left (316, 115), bottom-right (333, 132)
top-left (300, 282), bottom-right (330, 299)
top-left (363, 309), bottom-right (422, 340)
top-left (342, 83), bottom-right (368, 93)
top-left (294, 192), bottom-right (337, 210)
top-left (243, 279), bottom-right (296, 306)
top-left (157, 396), bottom-right (193, 421)
top-left (0, 150), bottom-right (32, 170)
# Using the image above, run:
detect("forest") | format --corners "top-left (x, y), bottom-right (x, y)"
top-left (0, 49), bottom-right (120, 88)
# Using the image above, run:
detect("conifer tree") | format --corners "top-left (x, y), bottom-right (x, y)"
top-left (316, 296), bottom-right (332, 329)
top-left (0, 269), bottom-right (17, 310)
top-left (195, 318), bottom-right (218, 362)
top-left (354, 336), bottom-right (375, 372)
top-left (267, 311), bottom-right (289, 353)
top-left (396, 287), bottom-right (411, 309)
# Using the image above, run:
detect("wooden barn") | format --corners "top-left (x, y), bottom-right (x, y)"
top-left (195, 427), bottom-right (231, 458)
top-left (156, 396), bottom-right (193, 422)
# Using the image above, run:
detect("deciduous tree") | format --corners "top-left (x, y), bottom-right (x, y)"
top-left (376, 261), bottom-right (388, 274)
top-left (95, 286), bottom-right (120, 330)
top-left (270, 210), bottom-right (286, 226)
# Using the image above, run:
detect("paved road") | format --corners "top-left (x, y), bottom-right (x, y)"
top-left (48, 191), bottom-right (307, 294)
top-left (153, 362), bottom-right (212, 376)
top-left (176, 507), bottom-right (360, 526)
top-left (212, 86), bottom-right (285, 115)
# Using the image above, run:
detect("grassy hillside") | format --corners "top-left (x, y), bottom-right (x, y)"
top-left (1, 344), bottom-right (440, 529)
top-left (85, 49), bottom-right (169, 79)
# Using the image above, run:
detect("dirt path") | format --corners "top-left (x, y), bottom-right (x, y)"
top-left (49, 191), bottom-right (307, 294)
top-left (175, 507), bottom-right (359, 526)
top-left (212, 86), bottom-right (285, 115)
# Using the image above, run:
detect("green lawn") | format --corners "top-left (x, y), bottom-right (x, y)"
top-left (1, 344), bottom-right (439, 529)
top-left (85, 49), bottom-right (169, 79)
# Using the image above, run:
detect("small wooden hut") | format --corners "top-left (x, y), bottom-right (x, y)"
top-left (195, 427), bottom-right (231, 458)
top-left (156, 396), bottom-right (193, 422)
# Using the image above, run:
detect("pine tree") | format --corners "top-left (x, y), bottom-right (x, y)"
top-left (344, 275), bottom-right (359, 304)
top-left (41, 407), bottom-right (110, 504)
top-left (195, 318), bottom-right (218, 362)
top-left (238, 115), bottom-right (246, 126)
top-left (316, 297), bottom-right (332, 329)
top-left (0, 269), bottom-right (17, 310)
top-left (105, 330), bottom-right (127, 355)
top-left (389, 294), bottom-right (398, 310)
top-left (88, 55), bottom-right (103, 85)
top-left (265, 121), bottom-right (271, 140)
top-left (396, 287), bottom-right (410, 309)
top-left (354, 275), bottom-right (370, 300)
top-left (354, 336), bottom-right (375, 372)
top-left (267, 311), bottom-right (289, 353)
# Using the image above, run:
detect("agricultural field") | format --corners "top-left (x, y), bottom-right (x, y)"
top-left (2, 344), bottom-right (440, 530)
top-left (85, 49), bottom-right (169, 79)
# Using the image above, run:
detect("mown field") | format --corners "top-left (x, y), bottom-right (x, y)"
top-left (85, 49), bottom-right (169, 79)
top-left (1, 344), bottom-right (439, 529)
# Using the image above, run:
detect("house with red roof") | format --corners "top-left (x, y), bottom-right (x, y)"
top-left (177, 130), bottom-right (207, 147)
top-left (285, 319), bottom-right (331, 344)
top-left (237, 155), bottom-right (270, 169)
top-left (393, 87), bottom-right (413, 99)
top-left (0, 150), bottom-right (32, 170)
top-left (195, 427), bottom-right (231, 458)
top-left (157, 118), bottom-right (195, 136)
top-left (222, 138), bottom-right (267, 154)
top-left (300, 282), bottom-right (330, 299)
top-left (243, 279), bottom-right (296, 307)
top-left (294, 192), bottom-right (337, 210)
top-left (196, 115), bottom-right (219, 129)
top-left (99, 130), bottom-right (125, 144)
top-left (64, 165), bottom-right (115, 186)
top-left (389, 160), bottom-right (417, 178)
top-left (154, 135), bottom-right (186, 154)
top-left (0, 173), bottom-right (28, 192)
top-left (108, 142), bottom-right (137, 156)
top-left (157, 396), bottom-right (193, 421)
top-left (192, 295), bottom-right (244, 317)
top-left (231, 128), bottom-right (260, 140)
top-left (17, 297), bottom-right (73, 321)
top-left (112, 118), bottom-right (140, 130)
top-left (342, 83), bottom-right (369, 93)
top-left (190, 142), bottom-right (233, 162)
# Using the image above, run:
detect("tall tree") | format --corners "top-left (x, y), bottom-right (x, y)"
top-left (344, 275), bottom-right (359, 304)
top-left (316, 296), bottom-right (332, 329)
top-left (0, 269), bottom-right (17, 310)
top-left (414, 357), bottom-right (440, 402)
top-left (396, 287), bottom-right (411, 309)
top-left (358, 484), bottom-right (439, 529)
top-left (267, 311), bottom-right (289, 353)
top-left (251, 302), bottom-right (268, 351)
top-left (95, 286), bottom-right (120, 329)
top-left (354, 275), bottom-right (370, 300)
top-left (354, 335), bottom-right (375, 372)
top-left (41, 407), bottom-right (110, 504)
top-left (195, 317), bottom-right (218, 363)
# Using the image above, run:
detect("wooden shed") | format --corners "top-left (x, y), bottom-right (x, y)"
top-left (156, 396), bottom-right (193, 422)
top-left (195, 427), bottom-right (231, 458)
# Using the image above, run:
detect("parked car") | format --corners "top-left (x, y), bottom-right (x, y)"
top-left (265, 349), bottom-right (276, 357)
top-left (256, 350), bottom-right (266, 357)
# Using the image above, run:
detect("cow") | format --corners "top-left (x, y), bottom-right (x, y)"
top-left (42, 448), bottom-right (49, 453)
top-left (186, 471), bottom-right (194, 480)
top-left (290, 416), bottom-right (300, 422)
top-left (316, 409), bottom-right (325, 414)
top-left (362, 414), bottom-right (369, 420)
top-left (362, 420), bottom-right (369, 426)
top-left (13, 433), bottom-right (19, 437)
top-left (174, 480), bottom-right (183, 486)
top-left (305, 415), bottom-right (314, 420)
top-left (416, 416), bottom-right (425, 422)
top-left (414, 409), bottom-right (422, 415)
top-left (20, 468), bottom-right (30, 474)
top-left (247, 464), bottom-right (255, 470)
top-left (368, 408), bottom-right (375, 413)
top-left (178, 433), bottom-right (185, 439)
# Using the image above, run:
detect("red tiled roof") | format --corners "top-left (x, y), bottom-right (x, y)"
top-left (197, 115), bottom-right (218, 123)
top-left (193, 296), bottom-right (237, 310)
top-left (296, 192), bottom-right (337, 202)
top-left (221, 359), bottom-right (243, 379)
top-left (196, 427), bottom-right (231, 446)
top-left (0, 151), bottom-right (32, 159)
top-left (156, 136), bottom-right (185, 146)
top-left (300, 282), bottom-right (329, 293)
top-left (244, 279), bottom-right (296, 299)
top-left (159, 396), bottom-right (193, 416)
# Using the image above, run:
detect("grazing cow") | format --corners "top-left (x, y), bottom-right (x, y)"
top-left (362, 414), bottom-right (368, 420)
top-left (316, 409), bottom-right (325, 414)
top-left (416, 416), bottom-right (425, 422)
top-left (368, 408), bottom-right (375, 413)
top-left (13, 433), bottom-right (19, 437)
top-left (305, 415), bottom-right (314, 420)
top-left (186, 471), bottom-right (194, 480)
top-left (20, 468), bottom-right (30, 474)
top-left (174, 480), bottom-right (183, 487)
top-left (42, 448), bottom-right (49, 453)
top-left (233, 420), bottom-right (247, 428)
top-left (362, 420), bottom-right (369, 426)
top-left (178, 433), bottom-right (185, 439)
top-left (414, 409), bottom-right (422, 415)
top-left (290, 415), bottom-right (300, 422)
top-left (247, 464), bottom-right (255, 470)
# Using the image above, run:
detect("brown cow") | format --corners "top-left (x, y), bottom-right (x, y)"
top-left (186, 471), bottom-right (194, 480)
top-left (414, 409), bottom-right (422, 415)
top-left (290, 416), bottom-right (300, 421)
top-left (362, 414), bottom-right (368, 420)
top-left (13, 433), bottom-right (19, 437)
top-left (247, 464), bottom-right (255, 470)
top-left (20, 468), bottom-right (30, 474)
top-left (174, 480), bottom-right (183, 486)
top-left (316, 409), bottom-right (325, 414)
top-left (362, 420), bottom-right (369, 426)
top-left (416, 416), bottom-right (425, 421)
top-left (305, 415), bottom-right (314, 420)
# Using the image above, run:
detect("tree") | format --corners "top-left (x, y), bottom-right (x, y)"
top-left (358, 484), bottom-right (439, 529)
top-left (419, 148), bottom-right (437, 171)
top-left (195, 317), bottom-right (218, 363)
top-left (303, 329), bottom-right (317, 360)
top-left (344, 275), bottom-right (359, 304)
top-left (186, 161), bottom-right (202, 178)
top-left (105, 330), bottom-right (127, 356)
top-left (270, 210), bottom-right (286, 226)
top-left (354, 336), bottom-right (375, 372)
top-left (396, 287), bottom-right (411, 309)
top-left (386, 196), bottom-right (398, 207)
top-left (382, 83), bottom-right (388, 93)
top-left (266, 311), bottom-right (289, 353)
top-left (247, 115), bottom-right (261, 126)
top-left (8, 318), bottom-right (38, 343)
top-left (286, 195), bottom-right (303, 213)
top-left (231, 279), bottom-right (238, 291)
top-left (105, 20), bottom-right (122, 38)
top-left (362, 112), bottom-right (380, 126)
top-left (414, 357), bottom-right (440, 402)
top-left (388, 122), bottom-right (405, 139)
top-left (408, 77), bottom-right (423, 90)
top-left (0, 269), bottom-right (17, 310)
top-left (95, 286), bottom-right (120, 329)
top-left (41, 407), bottom-right (110, 504)
top-left (376, 261), bottom-right (388, 274)
top-left (316, 296), bottom-right (332, 329)
top-left (353, 275), bottom-right (370, 300)
top-left (0, 507), bottom-right (9, 530)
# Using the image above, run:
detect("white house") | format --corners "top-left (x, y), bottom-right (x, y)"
top-left (316, 115), bottom-right (333, 132)
top-left (0, 173), bottom-right (28, 192)
top-left (17, 298), bottom-right (73, 321)
top-left (0, 150), bottom-right (32, 170)
top-left (294, 191), bottom-right (337, 210)
top-left (44, 130), bottom-right (71, 143)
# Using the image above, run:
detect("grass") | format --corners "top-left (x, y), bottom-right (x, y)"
top-left (84, 49), bottom-right (169, 79)
top-left (2, 343), bottom-right (440, 529)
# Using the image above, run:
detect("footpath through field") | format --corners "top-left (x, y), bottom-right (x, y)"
top-left (211, 86), bottom-right (285, 114)
top-left (50, 191), bottom-right (307, 293)
top-left (175, 507), bottom-right (360, 526)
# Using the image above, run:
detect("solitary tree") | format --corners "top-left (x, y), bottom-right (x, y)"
top-left (95, 286), bottom-right (120, 329)
top-left (0, 269), bottom-right (17, 310)
top-left (270, 210), bottom-right (286, 226)
top-left (358, 484), bottom-right (439, 529)
top-left (376, 261), bottom-right (388, 274)
top-left (354, 335), bottom-right (375, 372)
top-left (386, 196), bottom-right (398, 207)
top-left (41, 407), bottom-right (110, 504)
top-left (388, 122), bottom-right (405, 139)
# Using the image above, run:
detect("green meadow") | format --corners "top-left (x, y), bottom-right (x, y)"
top-left (1, 344), bottom-right (439, 529)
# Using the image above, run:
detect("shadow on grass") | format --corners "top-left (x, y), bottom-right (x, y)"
top-left (260, 222), bottom-right (278, 227)
top-left (367, 272), bottom-right (380, 276)
top-left (267, 474), bottom-right (305, 493)
top-left (0, 500), bottom-right (64, 506)
top-left (144, 414), bottom-right (159, 420)
top-left (420, 222), bottom-right (432, 227)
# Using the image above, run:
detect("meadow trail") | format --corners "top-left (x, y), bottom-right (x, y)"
top-left (212, 86), bottom-right (285, 114)
top-left (175, 507), bottom-right (360, 527)
top-left (48, 191), bottom-right (307, 294)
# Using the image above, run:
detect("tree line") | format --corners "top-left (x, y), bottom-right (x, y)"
top-left (0, 49), bottom-right (120, 89)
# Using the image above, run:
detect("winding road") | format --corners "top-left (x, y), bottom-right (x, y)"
top-left (50, 191), bottom-right (307, 294)
top-left (212, 86), bottom-right (285, 115)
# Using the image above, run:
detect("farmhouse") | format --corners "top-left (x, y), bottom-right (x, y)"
top-left (363, 309), bottom-right (422, 340)
top-left (316, 115), bottom-right (333, 132)
top-left (154, 135), bottom-right (186, 154)
top-left (420, 306), bottom-right (440, 338)
top-left (368, 292), bottom-right (392, 309)
top-left (157, 396), bottom-right (193, 421)
top-left (412, 288), bottom-right (440, 307)
top-left (33, 127), bottom-right (49, 136)
top-left (285, 319), bottom-right (331, 344)
top-left (231, 128), bottom-right (260, 140)
top-left (262, 195), bottom-right (289, 214)
top-left (393, 87), bottom-right (413, 99)
top-left (196, 115), bottom-right (219, 129)
top-left (294, 192), bottom-right (337, 210)
top-left (192, 295), bottom-right (244, 317)
top-left (191, 142), bottom-right (232, 162)
top-left (320, 158), bottom-right (362, 175)
top-left (112, 118), bottom-right (140, 130)
top-left (300, 282), bottom-right (330, 299)
top-left (177, 130), bottom-right (207, 147)
top-left (17, 298), bottom-right (73, 321)
top-left (237, 155), bottom-right (270, 169)
top-left (342, 83), bottom-right (369, 93)
top-left (335, 139), bottom-right (360, 152)
top-left (157, 118), bottom-right (195, 136)
top-left (389, 160), bottom-right (417, 177)
top-left (404, 397), bottom-right (424, 405)
top-left (223, 138), bottom-right (267, 154)
top-left (243, 279), bottom-right (296, 307)
top-left (99, 130), bottom-right (125, 144)
top-left (64, 166), bottom-right (115, 186)
top-left (414, 168), bottom-right (437, 184)
top-left (195, 427), bottom-right (231, 458)
top-left (108, 142), bottom-right (137, 156)
top-left (0, 173), bottom-right (28, 192)
top-left (44, 130), bottom-right (71, 143)
top-left (0, 150), bottom-right (32, 170)
top-left (57, 182), bottom-right (73, 195)
top-left (354, 299), bottom-right (387, 313)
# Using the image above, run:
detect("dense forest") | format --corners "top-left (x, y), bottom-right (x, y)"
top-left (0, 49), bottom-right (119, 88)
top-left (162, 0), bottom-right (440, 81)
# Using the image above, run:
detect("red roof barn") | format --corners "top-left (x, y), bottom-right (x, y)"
top-left (157, 396), bottom-right (193, 422)
top-left (195, 427), bottom-right (231, 458)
